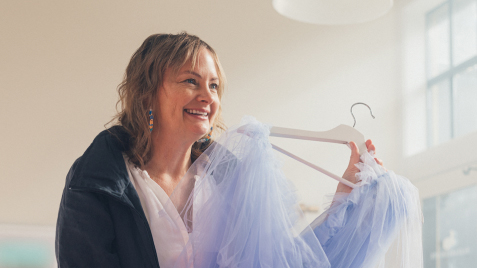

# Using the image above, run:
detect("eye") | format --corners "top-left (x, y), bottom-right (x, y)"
top-left (184, 78), bottom-right (197, 85)
top-left (210, 83), bottom-right (219, 91)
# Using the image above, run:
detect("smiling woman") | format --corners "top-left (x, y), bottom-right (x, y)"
top-left (55, 32), bottom-right (228, 268)
top-left (54, 32), bottom-right (388, 268)
top-left (114, 33), bottom-right (226, 169)
top-left (153, 49), bottom-right (220, 156)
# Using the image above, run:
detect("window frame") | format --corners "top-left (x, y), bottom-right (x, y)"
top-left (425, 0), bottom-right (477, 147)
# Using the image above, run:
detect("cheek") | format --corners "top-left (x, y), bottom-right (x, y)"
top-left (157, 94), bottom-right (182, 121)
top-left (213, 96), bottom-right (221, 111)
top-left (210, 102), bottom-right (220, 121)
top-left (163, 91), bottom-right (187, 114)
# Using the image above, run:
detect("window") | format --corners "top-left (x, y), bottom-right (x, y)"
top-left (422, 184), bottom-right (477, 267)
top-left (426, 0), bottom-right (477, 147)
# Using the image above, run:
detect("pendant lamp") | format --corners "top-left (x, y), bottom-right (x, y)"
top-left (272, 0), bottom-right (394, 25)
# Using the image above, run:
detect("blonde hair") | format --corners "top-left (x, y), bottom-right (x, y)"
top-left (111, 32), bottom-right (226, 167)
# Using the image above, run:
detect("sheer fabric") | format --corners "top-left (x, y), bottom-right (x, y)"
top-left (150, 116), bottom-right (423, 267)
top-left (310, 151), bottom-right (423, 267)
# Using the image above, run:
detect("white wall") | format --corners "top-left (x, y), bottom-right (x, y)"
top-left (1, 0), bottom-right (409, 226)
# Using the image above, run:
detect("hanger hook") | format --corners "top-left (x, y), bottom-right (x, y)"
top-left (350, 102), bottom-right (375, 128)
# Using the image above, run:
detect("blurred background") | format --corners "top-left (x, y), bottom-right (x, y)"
top-left (1, 0), bottom-right (476, 267)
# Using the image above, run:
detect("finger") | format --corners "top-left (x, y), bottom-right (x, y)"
top-left (366, 139), bottom-right (376, 153)
top-left (366, 139), bottom-right (372, 147)
top-left (348, 141), bottom-right (360, 166)
top-left (375, 157), bottom-right (384, 166)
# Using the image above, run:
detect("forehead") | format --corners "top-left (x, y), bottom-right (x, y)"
top-left (180, 49), bottom-right (217, 74)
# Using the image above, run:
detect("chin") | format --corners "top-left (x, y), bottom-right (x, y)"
top-left (189, 125), bottom-right (209, 138)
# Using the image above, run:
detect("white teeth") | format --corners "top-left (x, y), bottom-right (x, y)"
top-left (186, 109), bottom-right (208, 116)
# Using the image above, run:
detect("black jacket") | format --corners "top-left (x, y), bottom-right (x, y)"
top-left (55, 126), bottom-right (160, 268)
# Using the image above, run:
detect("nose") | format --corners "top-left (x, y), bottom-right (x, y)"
top-left (197, 83), bottom-right (215, 104)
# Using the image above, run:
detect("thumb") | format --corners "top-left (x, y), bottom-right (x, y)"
top-left (347, 141), bottom-right (360, 168)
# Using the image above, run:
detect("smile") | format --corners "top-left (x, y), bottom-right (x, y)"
top-left (185, 109), bottom-right (208, 117)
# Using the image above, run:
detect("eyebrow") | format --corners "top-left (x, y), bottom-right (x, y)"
top-left (183, 71), bottom-right (219, 81)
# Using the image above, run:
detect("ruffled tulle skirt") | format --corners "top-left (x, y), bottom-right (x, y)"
top-left (164, 116), bottom-right (423, 268)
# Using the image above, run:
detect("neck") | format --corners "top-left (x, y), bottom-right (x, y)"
top-left (144, 129), bottom-right (195, 182)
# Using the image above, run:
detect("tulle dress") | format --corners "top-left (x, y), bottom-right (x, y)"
top-left (131, 116), bottom-right (423, 268)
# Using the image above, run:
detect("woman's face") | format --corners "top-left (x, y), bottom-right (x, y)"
top-left (155, 48), bottom-right (220, 143)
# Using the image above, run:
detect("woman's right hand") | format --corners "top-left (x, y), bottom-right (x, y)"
top-left (336, 140), bottom-right (385, 194)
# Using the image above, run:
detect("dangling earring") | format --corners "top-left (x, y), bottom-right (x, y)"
top-left (198, 126), bottom-right (213, 143)
top-left (149, 109), bottom-right (154, 132)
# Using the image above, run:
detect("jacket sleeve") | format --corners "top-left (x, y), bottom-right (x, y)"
top-left (55, 159), bottom-right (121, 268)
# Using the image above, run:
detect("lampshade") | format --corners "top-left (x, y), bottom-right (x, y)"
top-left (272, 0), bottom-right (394, 25)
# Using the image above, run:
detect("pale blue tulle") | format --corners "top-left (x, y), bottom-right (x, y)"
top-left (168, 116), bottom-right (423, 268)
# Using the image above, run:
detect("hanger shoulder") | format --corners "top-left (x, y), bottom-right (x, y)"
top-left (270, 124), bottom-right (367, 155)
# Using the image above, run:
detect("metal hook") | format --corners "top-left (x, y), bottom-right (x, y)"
top-left (350, 102), bottom-right (375, 128)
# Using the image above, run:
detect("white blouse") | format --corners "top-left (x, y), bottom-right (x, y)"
top-left (124, 155), bottom-right (193, 268)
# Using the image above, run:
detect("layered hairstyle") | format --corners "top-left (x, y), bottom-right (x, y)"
top-left (111, 32), bottom-right (226, 167)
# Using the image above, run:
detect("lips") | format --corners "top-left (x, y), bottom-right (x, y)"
top-left (184, 109), bottom-right (209, 116)
top-left (184, 109), bottom-right (210, 120)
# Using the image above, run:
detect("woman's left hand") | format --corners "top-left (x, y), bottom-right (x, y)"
top-left (336, 139), bottom-right (385, 194)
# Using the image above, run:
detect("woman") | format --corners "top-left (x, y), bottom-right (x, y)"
top-left (55, 32), bottom-right (382, 267)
